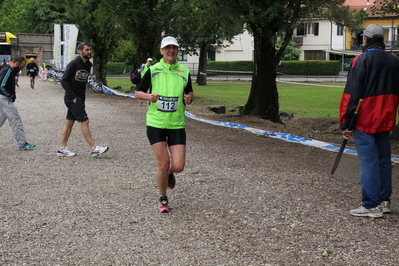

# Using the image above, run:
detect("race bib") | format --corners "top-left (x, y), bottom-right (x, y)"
top-left (158, 96), bottom-right (178, 112)
top-left (29, 69), bottom-right (35, 72)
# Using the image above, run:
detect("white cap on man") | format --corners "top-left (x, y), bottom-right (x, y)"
top-left (147, 58), bottom-right (153, 61)
top-left (363, 24), bottom-right (384, 38)
top-left (161, 36), bottom-right (179, 48)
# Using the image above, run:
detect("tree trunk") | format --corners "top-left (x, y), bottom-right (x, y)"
top-left (243, 32), bottom-right (280, 122)
top-left (93, 52), bottom-right (108, 86)
top-left (137, 42), bottom-right (153, 66)
top-left (196, 42), bottom-right (207, 86)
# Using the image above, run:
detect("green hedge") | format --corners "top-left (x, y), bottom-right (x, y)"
top-left (278, 60), bottom-right (340, 75)
top-left (207, 60), bottom-right (340, 75)
top-left (207, 61), bottom-right (254, 74)
top-left (107, 62), bottom-right (125, 75)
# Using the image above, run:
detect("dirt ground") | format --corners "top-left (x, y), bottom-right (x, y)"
top-left (1, 76), bottom-right (399, 265)
top-left (192, 103), bottom-right (399, 158)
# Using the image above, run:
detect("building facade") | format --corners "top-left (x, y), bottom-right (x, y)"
top-left (182, 0), bottom-right (399, 73)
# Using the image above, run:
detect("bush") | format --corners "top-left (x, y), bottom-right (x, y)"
top-left (278, 60), bottom-right (340, 75)
top-left (207, 60), bottom-right (340, 75)
top-left (207, 61), bottom-right (254, 75)
top-left (107, 62), bottom-right (125, 75)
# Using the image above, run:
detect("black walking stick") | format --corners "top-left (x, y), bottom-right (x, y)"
top-left (330, 99), bottom-right (363, 175)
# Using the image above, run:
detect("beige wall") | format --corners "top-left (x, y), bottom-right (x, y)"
top-left (16, 33), bottom-right (54, 74)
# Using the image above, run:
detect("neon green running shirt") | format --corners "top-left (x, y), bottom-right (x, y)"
top-left (138, 59), bottom-right (192, 129)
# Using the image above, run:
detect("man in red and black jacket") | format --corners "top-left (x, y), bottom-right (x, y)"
top-left (340, 24), bottom-right (399, 218)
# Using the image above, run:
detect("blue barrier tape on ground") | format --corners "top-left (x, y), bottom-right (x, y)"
top-left (185, 112), bottom-right (399, 164)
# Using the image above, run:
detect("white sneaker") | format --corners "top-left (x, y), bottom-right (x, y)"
top-left (350, 206), bottom-right (383, 218)
top-left (91, 146), bottom-right (108, 157)
top-left (57, 147), bottom-right (76, 157)
top-left (379, 201), bottom-right (391, 214)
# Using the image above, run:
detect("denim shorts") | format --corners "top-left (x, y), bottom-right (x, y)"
top-left (64, 96), bottom-right (88, 122)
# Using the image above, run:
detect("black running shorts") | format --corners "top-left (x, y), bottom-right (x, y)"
top-left (27, 72), bottom-right (36, 78)
top-left (64, 96), bottom-right (88, 122)
top-left (146, 126), bottom-right (186, 146)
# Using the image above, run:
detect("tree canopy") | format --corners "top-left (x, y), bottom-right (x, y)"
top-left (165, 0), bottom-right (243, 85)
top-left (212, 0), bottom-right (349, 122)
top-left (0, 0), bottom-right (67, 33)
top-left (0, 0), bottom-right (367, 122)
top-left (58, 0), bottom-right (123, 84)
top-left (370, 0), bottom-right (399, 16)
top-left (117, 0), bottom-right (176, 65)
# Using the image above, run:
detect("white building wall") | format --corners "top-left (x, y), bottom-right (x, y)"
top-left (299, 20), bottom-right (332, 60)
top-left (216, 30), bottom-right (254, 61)
top-left (180, 54), bottom-right (199, 75)
top-left (331, 35), bottom-right (345, 50)
top-left (184, 19), bottom-right (341, 67)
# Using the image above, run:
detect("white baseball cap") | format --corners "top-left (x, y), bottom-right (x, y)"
top-left (363, 24), bottom-right (384, 38)
top-left (161, 36), bottom-right (179, 48)
top-left (147, 58), bottom-right (153, 61)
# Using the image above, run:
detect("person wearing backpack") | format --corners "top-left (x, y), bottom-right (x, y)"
top-left (130, 58), bottom-right (153, 86)
top-left (133, 58), bottom-right (154, 105)
top-left (138, 58), bottom-right (153, 78)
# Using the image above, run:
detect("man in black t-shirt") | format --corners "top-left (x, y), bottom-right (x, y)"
top-left (57, 42), bottom-right (108, 157)
top-left (26, 58), bottom-right (38, 89)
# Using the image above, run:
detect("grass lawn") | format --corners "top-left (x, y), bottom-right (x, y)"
top-left (106, 78), bottom-right (345, 119)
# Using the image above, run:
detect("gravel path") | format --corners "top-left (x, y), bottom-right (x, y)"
top-left (1, 76), bottom-right (399, 265)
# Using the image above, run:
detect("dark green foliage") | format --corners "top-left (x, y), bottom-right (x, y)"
top-left (118, 0), bottom-right (175, 65)
top-left (0, 0), bottom-right (67, 34)
top-left (207, 60), bottom-right (340, 75)
top-left (278, 61), bottom-right (340, 75)
top-left (207, 61), bottom-right (254, 75)
top-left (62, 0), bottom-right (122, 85)
top-left (107, 62), bottom-right (125, 75)
top-left (165, 0), bottom-right (244, 85)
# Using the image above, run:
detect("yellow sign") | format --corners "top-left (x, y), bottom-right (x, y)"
top-left (0, 32), bottom-right (6, 43)
top-left (0, 32), bottom-right (17, 44)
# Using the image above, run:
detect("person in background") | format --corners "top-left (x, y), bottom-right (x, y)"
top-left (57, 42), bottom-right (109, 157)
top-left (26, 58), bottom-right (38, 89)
top-left (11, 58), bottom-right (21, 87)
top-left (0, 56), bottom-right (36, 150)
top-left (135, 37), bottom-right (193, 213)
top-left (340, 24), bottom-right (399, 218)
top-left (136, 58), bottom-right (154, 105)
top-left (0, 59), bottom-right (7, 71)
top-left (138, 58), bottom-right (153, 78)
top-left (15, 69), bottom-right (21, 87)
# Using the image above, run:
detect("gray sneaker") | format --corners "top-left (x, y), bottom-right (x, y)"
top-left (379, 201), bottom-right (391, 214)
top-left (350, 206), bottom-right (383, 218)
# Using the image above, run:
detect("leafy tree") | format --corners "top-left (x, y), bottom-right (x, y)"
top-left (277, 41), bottom-right (301, 61)
top-left (323, 4), bottom-right (368, 33)
top-left (0, 0), bottom-right (34, 33)
top-left (0, 0), bottom-right (67, 34)
top-left (215, 1), bottom-right (343, 121)
top-left (118, 0), bottom-right (176, 66)
top-left (166, 0), bottom-right (242, 85)
top-left (370, 1), bottom-right (399, 16)
top-left (27, 1), bottom-right (67, 33)
top-left (110, 39), bottom-right (138, 64)
top-left (60, 0), bottom-right (123, 85)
